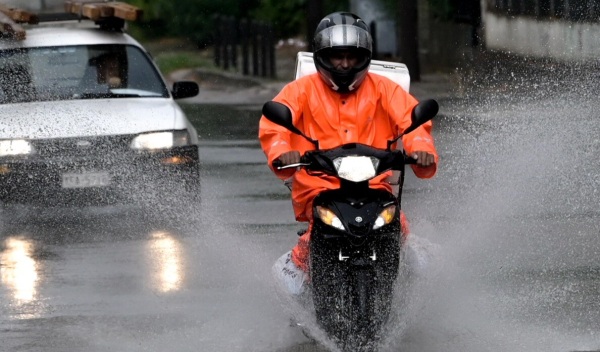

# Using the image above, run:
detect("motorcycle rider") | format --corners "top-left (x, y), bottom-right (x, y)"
top-left (259, 12), bottom-right (438, 293)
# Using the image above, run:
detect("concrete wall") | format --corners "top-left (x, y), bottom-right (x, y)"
top-left (484, 12), bottom-right (600, 61)
top-left (482, 0), bottom-right (600, 63)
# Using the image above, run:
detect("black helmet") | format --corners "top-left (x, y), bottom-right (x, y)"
top-left (313, 12), bottom-right (373, 93)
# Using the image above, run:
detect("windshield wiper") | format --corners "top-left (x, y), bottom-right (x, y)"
top-left (75, 92), bottom-right (143, 99)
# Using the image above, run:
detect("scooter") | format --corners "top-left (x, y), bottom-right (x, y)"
top-left (263, 99), bottom-right (438, 351)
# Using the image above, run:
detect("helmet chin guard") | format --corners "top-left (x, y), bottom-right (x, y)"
top-left (312, 13), bottom-right (373, 93)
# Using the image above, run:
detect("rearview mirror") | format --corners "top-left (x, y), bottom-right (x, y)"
top-left (387, 99), bottom-right (439, 150)
top-left (262, 101), bottom-right (319, 149)
top-left (262, 101), bottom-right (302, 135)
top-left (405, 99), bottom-right (439, 135)
top-left (172, 81), bottom-right (199, 100)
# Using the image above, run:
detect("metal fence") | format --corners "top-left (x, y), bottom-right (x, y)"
top-left (488, 0), bottom-right (600, 21)
top-left (213, 15), bottom-right (276, 79)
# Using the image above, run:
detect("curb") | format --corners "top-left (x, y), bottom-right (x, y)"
top-left (171, 67), bottom-right (461, 106)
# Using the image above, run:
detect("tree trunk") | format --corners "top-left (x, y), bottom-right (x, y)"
top-left (307, 0), bottom-right (323, 52)
top-left (397, 0), bottom-right (420, 81)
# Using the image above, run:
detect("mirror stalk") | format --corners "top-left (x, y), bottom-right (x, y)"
top-left (386, 99), bottom-right (439, 151)
top-left (387, 134), bottom-right (403, 151)
top-left (302, 135), bottom-right (319, 150)
top-left (263, 101), bottom-right (320, 150)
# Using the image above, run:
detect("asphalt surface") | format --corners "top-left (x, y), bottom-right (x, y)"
top-left (2, 54), bottom-right (600, 351)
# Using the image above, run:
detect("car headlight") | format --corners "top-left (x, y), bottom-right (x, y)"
top-left (333, 156), bottom-right (380, 182)
top-left (316, 206), bottom-right (345, 231)
top-left (373, 205), bottom-right (397, 230)
top-left (131, 131), bottom-right (190, 150)
top-left (0, 139), bottom-right (34, 156)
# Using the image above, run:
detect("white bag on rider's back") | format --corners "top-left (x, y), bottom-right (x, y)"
top-left (272, 251), bottom-right (308, 296)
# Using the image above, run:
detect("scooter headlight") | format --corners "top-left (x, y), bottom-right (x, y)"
top-left (332, 156), bottom-right (380, 182)
top-left (316, 206), bottom-right (345, 231)
top-left (373, 205), bottom-right (397, 230)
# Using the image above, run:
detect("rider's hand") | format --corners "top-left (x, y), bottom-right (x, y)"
top-left (277, 151), bottom-right (301, 166)
top-left (410, 151), bottom-right (435, 168)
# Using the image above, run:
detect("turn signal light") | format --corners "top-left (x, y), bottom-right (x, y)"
top-left (373, 205), bottom-right (397, 230)
top-left (162, 156), bottom-right (194, 165)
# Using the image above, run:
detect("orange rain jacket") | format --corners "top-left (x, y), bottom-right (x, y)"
top-left (259, 72), bottom-right (438, 271)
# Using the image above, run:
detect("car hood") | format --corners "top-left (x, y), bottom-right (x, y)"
top-left (0, 99), bottom-right (178, 140)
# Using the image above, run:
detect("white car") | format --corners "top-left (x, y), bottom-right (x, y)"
top-left (0, 19), bottom-right (201, 206)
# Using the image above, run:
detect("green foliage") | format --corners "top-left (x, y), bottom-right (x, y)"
top-left (129, 0), bottom-right (260, 46)
top-left (251, 0), bottom-right (350, 39)
top-left (427, 0), bottom-right (454, 20)
top-left (129, 0), bottom-right (350, 44)
top-left (325, 0), bottom-right (350, 12)
top-left (251, 0), bottom-right (306, 39)
top-left (375, 0), bottom-right (457, 21)
top-left (376, 0), bottom-right (398, 14)
top-left (153, 52), bottom-right (213, 75)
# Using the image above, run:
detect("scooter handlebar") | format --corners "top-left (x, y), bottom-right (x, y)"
top-left (404, 154), bottom-right (417, 165)
top-left (275, 152), bottom-right (416, 170)
top-left (272, 158), bottom-right (310, 170)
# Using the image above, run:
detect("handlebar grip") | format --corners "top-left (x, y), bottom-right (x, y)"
top-left (404, 154), bottom-right (417, 165)
top-left (274, 154), bottom-right (310, 170)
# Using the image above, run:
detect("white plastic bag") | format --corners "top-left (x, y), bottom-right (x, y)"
top-left (272, 251), bottom-right (309, 295)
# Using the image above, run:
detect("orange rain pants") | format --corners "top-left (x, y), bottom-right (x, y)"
top-left (259, 72), bottom-right (438, 272)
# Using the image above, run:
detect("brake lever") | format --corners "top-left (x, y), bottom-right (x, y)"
top-left (275, 162), bottom-right (310, 171)
top-left (273, 153), bottom-right (312, 170)
top-left (404, 153), bottom-right (418, 165)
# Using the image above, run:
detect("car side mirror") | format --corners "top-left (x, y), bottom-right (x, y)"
top-left (172, 81), bottom-right (199, 100)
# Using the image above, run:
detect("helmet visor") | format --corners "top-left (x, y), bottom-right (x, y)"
top-left (314, 25), bottom-right (373, 52)
top-left (316, 48), bottom-right (371, 74)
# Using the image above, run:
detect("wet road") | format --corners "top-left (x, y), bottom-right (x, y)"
top-left (2, 68), bottom-right (600, 351)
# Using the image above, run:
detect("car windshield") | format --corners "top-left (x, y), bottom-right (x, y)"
top-left (0, 44), bottom-right (169, 104)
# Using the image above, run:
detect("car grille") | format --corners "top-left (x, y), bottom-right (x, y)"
top-left (32, 135), bottom-right (133, 159)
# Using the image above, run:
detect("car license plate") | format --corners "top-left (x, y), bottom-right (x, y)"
top-left (62, 172), bottom-right (111, 188)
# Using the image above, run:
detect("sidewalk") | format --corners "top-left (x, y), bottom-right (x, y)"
top-left (169, 68), bottom-right (287, 106)
top-left (171, 66), bottom-right (461, 107)
top-left (168, 41), bottom-right (462, 106)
